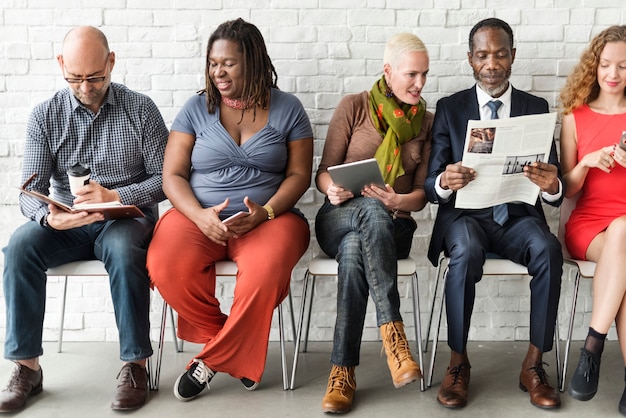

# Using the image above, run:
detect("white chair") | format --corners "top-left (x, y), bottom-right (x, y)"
top-left (558, 194), bottom-right (596, 392)
top-left (151, 260), bottom-right (294, 391)
top-left (289, 255), bottom-right (425, 391)
top-left (47, 260), bottom-right (112, 354)
top-left (47, 260), bottom-right (177, 391)
top-left (425, 254), bottom-right (562, 389)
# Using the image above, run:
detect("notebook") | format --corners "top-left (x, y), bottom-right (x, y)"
top-left (19, 173), bottom-right (145, 219)
top-left (327, 158), bottom-right (386, 195)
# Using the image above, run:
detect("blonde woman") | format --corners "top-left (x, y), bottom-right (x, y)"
top-left (315, 32), bottom-right (432, 413)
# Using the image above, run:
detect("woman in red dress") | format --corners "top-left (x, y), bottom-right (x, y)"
top-left (559, 25), bottom-right (626, 415)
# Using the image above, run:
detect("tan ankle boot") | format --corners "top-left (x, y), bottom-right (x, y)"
top-left (321, 365), bottom-right (356, 414)
top-left (380, 320), bottom-right (422, 388)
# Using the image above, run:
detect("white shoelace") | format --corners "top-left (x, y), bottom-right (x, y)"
top-left (191, 359), bottom-right (214, 385)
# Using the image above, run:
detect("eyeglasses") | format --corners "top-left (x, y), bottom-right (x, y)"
top-left (64, 74), bottom-right (107, 84)
top-left (63, 58), bottom-right (110, 85)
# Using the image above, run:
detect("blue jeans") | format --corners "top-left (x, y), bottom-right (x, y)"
top-left (2, 207), bottom-right (157, 362)
top-left (315, 197), bottom-right (416, 366)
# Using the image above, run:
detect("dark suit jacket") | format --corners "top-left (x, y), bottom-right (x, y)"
top-left (424, 85), bottom-right (563, 266)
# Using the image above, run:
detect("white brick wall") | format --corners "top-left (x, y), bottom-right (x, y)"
top-left (0, 3), bottom-right (624, 346)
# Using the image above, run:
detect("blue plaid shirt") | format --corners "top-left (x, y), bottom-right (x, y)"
top-left (20, 82), bottom-right (169, 224)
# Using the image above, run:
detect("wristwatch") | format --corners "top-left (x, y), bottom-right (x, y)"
top-left (41, 213), bottom-right (57, 230)
top-left (262, 204), bottom-right (275, 220)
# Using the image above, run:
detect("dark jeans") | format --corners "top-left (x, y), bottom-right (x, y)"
top-left (315, 197), bottom-right (416, 366)
top-left (3, 207), bottom-right (157, 362)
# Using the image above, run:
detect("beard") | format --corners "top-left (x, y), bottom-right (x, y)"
top-left (71, 82), bottom-right (110, 110)
top-left (474, 68), bottom-right (511, 97)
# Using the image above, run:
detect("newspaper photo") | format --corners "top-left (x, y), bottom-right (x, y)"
top-left (455, 112), bottom-right (558, 209)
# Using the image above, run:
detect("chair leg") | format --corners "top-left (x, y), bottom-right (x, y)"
top-left (169, 305), bottom-right (181, 353)
top-left (427, 266), bottom-right (448, 388)
top-left (290, 270), bottom-right (312, 390)
top-left (57, 275), bottom-right (69, 353)
top-left (424, 256), bottom-right (446, 353)
top-left (554, 315), bottom-right (562, 390)
top-left (149, 301), bottom-right (169, 391)
top-left (302, 276), bottom-right (316, 353)
top-left (278, 303), bottom-right (289, 390)
top-left (288, 290), bottom-right (296, 345)
top-left (411, 272), bottom-right (426, 392)
top-left (561, 271), bottom-right (581, 392)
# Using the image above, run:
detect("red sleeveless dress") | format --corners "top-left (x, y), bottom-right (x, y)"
top-left (565, 104), bottom-right (626, 260)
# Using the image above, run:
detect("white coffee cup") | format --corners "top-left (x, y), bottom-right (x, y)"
top-left (67, 163), bottom-right (91, 196)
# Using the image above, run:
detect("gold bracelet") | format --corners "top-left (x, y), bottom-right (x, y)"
top-left (263, 204), bottom-right (275, 220)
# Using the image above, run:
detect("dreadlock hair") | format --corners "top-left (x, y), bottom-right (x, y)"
top-left (201, 18), bottom-right (278, 120)
top-left (559, 25), bottom-right (626, 115)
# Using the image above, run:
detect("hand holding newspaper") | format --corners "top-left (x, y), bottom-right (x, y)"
top-left (454, 112), bottom-right (557, 209)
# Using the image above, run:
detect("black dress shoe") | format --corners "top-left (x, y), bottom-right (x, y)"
top-left (0, 362), bottom-right (43, 412)
top-left (111, 363), bottom-right (148, 410)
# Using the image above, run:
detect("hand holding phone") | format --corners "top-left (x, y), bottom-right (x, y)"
top-left (619, 131), bottom-right (626, 152)
top-left (222, 211), bottom-right (250, 225)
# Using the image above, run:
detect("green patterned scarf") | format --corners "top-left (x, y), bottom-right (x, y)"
top-left (369, 75), bottom-right (426, 186)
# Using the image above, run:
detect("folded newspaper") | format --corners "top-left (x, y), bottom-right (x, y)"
top-left (455, 112), bottom-right (557, 209)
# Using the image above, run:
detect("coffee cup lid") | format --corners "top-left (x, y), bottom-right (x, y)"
top-left (67, 162), bottom-right (91, 177)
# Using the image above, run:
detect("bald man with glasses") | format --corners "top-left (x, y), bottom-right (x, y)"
top-left (0, 26), bottom-right (168, 412)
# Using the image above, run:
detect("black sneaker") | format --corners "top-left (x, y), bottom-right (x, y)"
top-left (619, 384), bottom-right (626, 416)
top-left (174, 359), bottom-right (215, 402)
top-left (240, 377), bottom-right (259, 391)
top-left (568, 348), bottom-right (600, 401)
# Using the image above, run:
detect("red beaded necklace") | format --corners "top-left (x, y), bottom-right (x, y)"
top-left (221, 96), bottom-right (254, 110)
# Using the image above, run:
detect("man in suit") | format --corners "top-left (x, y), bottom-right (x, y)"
top-left (425, 18), bottom-right (563, 409)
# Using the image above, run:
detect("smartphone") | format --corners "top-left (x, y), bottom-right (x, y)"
top-left (222, 211), bottom-right (250, 225)
top-left (619, 131), bottom-right (626, 151)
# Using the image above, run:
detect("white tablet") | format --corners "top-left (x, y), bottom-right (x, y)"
top-left (328, 158), bottom-right (386, 195)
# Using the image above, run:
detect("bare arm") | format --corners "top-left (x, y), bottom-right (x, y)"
top-left (266, 137), bottom-right (314, 216)
top-left (560, 112), bottom-right (615, 197)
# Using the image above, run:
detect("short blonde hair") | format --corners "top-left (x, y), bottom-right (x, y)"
top-left (383, 33), bottom-right (428, 69)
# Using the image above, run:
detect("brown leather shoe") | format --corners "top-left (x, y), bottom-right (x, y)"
top-left (111, 363), bottom-right (149, 411)
top-left (0, 362), bottom-right (43, 412)
top-left (519, 362), bottom-right (560, 409)
top-left (437, 363), bottom-right (470, 408)
top-left (321, 365), bottom-right (356, 414)
top-left (380, 321), bottom-right (422, 388)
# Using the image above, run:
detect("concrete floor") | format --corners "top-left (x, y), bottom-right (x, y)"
top-left (0, 340), bottom-right (624, 417)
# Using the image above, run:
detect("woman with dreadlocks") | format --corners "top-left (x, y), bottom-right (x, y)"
top-left (147, 18), bottom-right (313, 401)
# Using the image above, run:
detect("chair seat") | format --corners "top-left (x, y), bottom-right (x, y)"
top-left (565, 259), bottom-right (596, 278)
top-left (482, 259), bottom-right (529, 275)
top-left (215, 260), bottom-right (239, 275)
top-left (308, 256), bottom-right (417, 276)
top-left (47, 260), bottom-right (107, 276)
